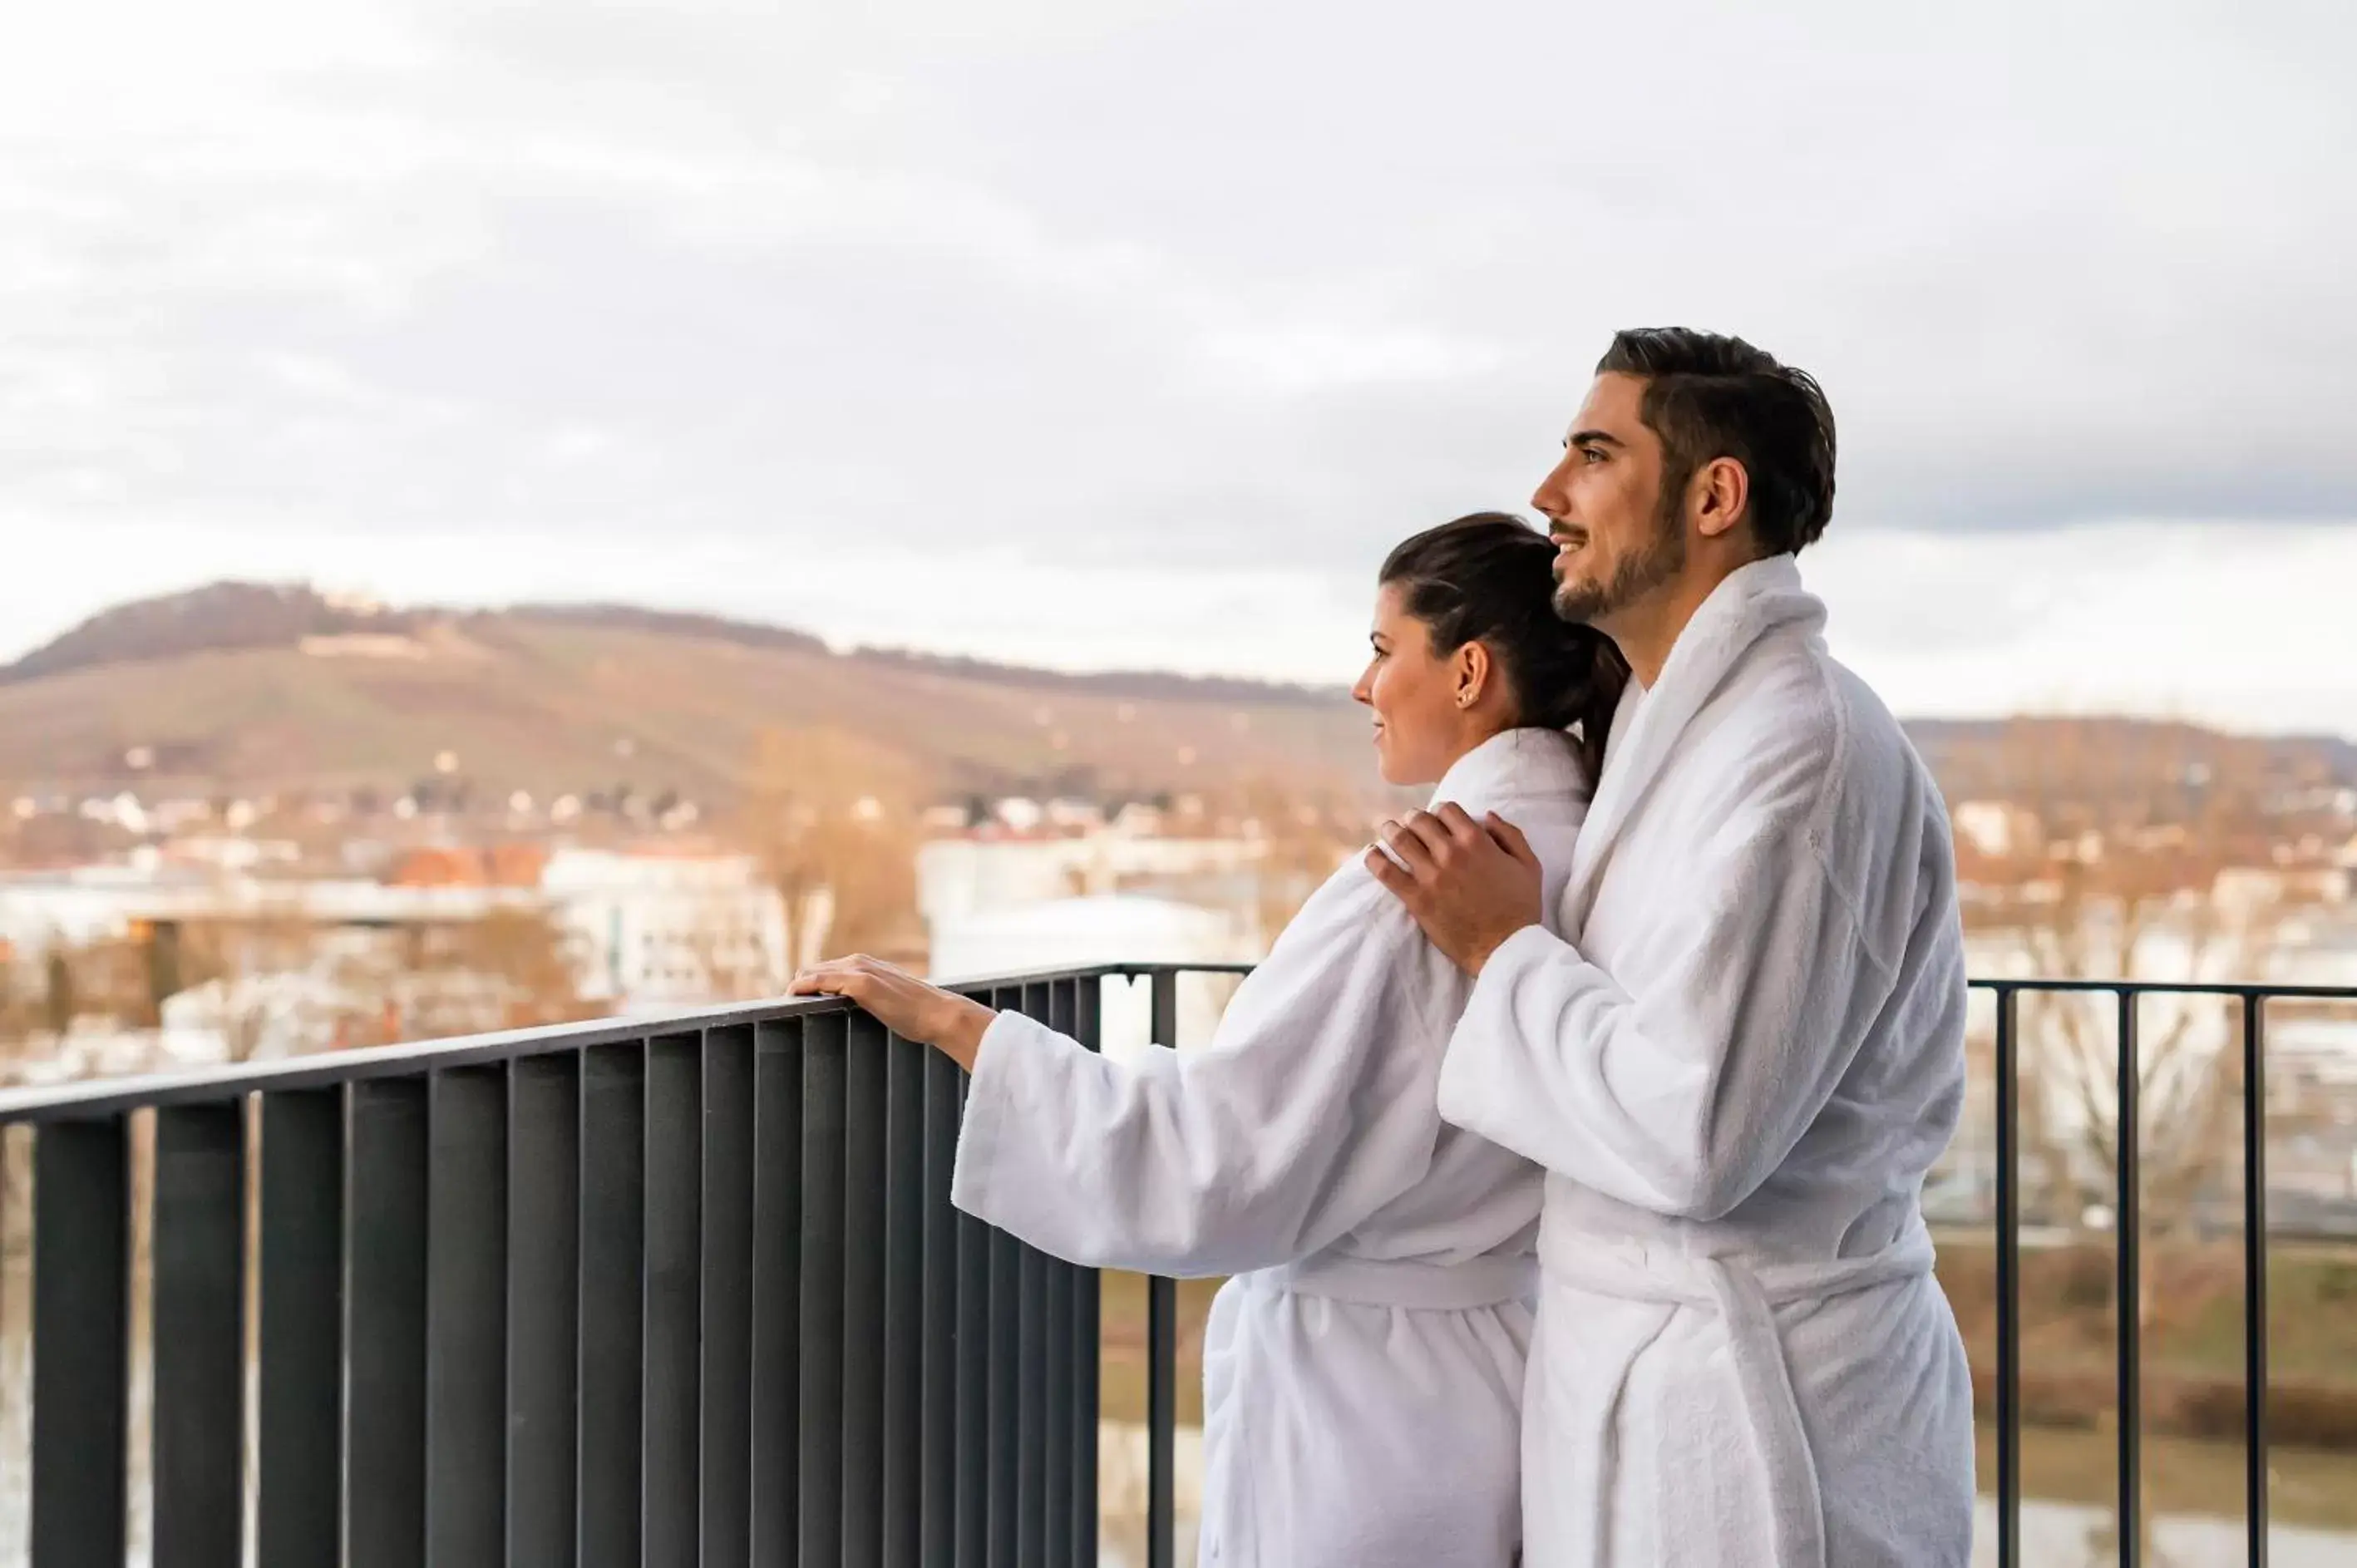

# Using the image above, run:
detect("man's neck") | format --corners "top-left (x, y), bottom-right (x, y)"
top-left (1605, 558), bottom-right (1752, 688)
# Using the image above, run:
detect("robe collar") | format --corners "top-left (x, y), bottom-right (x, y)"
top-left (1561, 553), bottom-right (1829, 929)
top-left (1427, 725), bottom-right (1586, 812)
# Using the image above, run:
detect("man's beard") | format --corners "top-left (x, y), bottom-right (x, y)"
top-left (1552, 491), bottom-right (1687, 624)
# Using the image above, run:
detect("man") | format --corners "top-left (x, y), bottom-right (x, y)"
top-left (1366, 328), bottom-right (1973, 1566)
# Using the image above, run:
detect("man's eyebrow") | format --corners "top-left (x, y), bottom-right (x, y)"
top-left (1567, 428), bottom-right (1624, 450)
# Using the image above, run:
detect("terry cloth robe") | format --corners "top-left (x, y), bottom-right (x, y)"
top-left (952, 727), bottom-right (1593, 1568)
top-left (1437, 555), bottom-right (1975, 1568)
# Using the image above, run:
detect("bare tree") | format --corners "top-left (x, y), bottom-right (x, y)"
top-left (1956, 720), bottom-right (2301, 1237)
top-left (737, 726), bottom-right (925, 969)
top-left (413, 908), bottom-right (590, 1031)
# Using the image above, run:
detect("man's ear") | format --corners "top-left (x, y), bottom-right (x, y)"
top-left (1693, 456), bottom-right (1750, 542)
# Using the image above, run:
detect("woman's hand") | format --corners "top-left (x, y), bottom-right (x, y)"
top-left (788, 954), bottom-right (998, 1071)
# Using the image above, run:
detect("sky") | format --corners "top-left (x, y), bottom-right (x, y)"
top-left (3, 1), bottom-right (2353, 734)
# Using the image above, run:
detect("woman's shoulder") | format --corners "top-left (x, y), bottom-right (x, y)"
top-left (1258, 851), bottom-right (1430, 969)
top-left (1441, 731), bottom-right (1593, 829)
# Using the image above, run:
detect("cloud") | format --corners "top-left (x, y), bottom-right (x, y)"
top-left (0, 1), bottom-right (2352, 727)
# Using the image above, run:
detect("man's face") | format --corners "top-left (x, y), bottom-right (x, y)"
top-left (1531, 372), bottom-right (1686, 628)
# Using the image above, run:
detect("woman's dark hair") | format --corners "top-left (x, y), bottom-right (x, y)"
top-left (1379, 512), bottom-right (1630, 781)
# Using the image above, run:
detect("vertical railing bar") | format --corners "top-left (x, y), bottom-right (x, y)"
top-left (748, 1017), bottom-right (803, 1568)
top-left (698, 1024), bottom-right (755, 1568)
top-left (341, 1082), bottom-right (357, 1568)
top-left (954, 1018), bottom-right (990, 1568)
top-left (424, 1073), bottom-right (439, 1562)
top-left (1993, 983), bottom-right (2020, 1568)
top-left (2244, 991), bottom-right (2270, 1568)
top-left (919, 1039), bottom-right (961, 1567)
top-left (796, 1013), bottom-right (847, 1568)
top-left (1014, 983), bottom-right (1050, 1566)
top-left (2117, 987), bottom-right (2141, 1568)
top-left (426, 1066), bottom-right (509, 1566)
top-left (505, 1063), bottom-right (519, 1568)
top-left (1146, 970), bottom-right (1179, 1568)
top-left (150, 1099), bottom-right (246, 1568)
top-left (640, 1033), bottom-right (703, 1565)
top-left (1073, 976), bottom-right (1103, 1565)
top-left (573, 1053), bottom-right (588, 1568)
top-left (880, 1023), bottom-right (926, 1568)
top-left (639, 1040), bottom-right (651, 1567)
top-left (346, 1077), bottom-right (430, 1568)
top-left (577, 1040), bottom-right (648, 1568)
top-left (841, 1012), bottom-right (890, 1565)
top-left (505, 1050), bottom-right (579, 1568)
top-left (984, 988), bottom-right (1022, 1568)
top-left (1043, 979), bottom-right (1077, 1568)
top-left (29, 1114), bottom-right (131, 1566)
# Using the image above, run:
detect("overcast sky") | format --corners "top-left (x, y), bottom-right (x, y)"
top-left (4, 1), bottom-right (2353, 733)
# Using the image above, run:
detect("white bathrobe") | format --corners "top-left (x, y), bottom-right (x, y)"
top-left (952, 728), bottom-right (1592, 1567)
top-left (1437, 556), bottom-right (1975, 1568)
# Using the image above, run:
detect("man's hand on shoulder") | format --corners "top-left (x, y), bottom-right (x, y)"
top-left (1363, 803), bottom-right (1544, 975)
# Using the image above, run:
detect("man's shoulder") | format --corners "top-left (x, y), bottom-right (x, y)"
top-left (1694, 631), bottom-right (1930, 816)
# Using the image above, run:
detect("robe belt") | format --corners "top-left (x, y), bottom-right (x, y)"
top-left (1538, 1219), bottom-right (1937, 1568)
top-left (1265, 1251), bottom-right (1538, 1310)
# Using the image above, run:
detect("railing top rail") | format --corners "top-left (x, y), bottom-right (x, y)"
top-left (0, 959), bottom-right (1209, 1124)
top-left (3, 961), bottom-right (2345, 1123)
top-left (1966, 977), bottom-right (2357, 1001)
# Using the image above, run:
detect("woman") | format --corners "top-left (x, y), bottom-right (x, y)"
top-left (792, 513), bottom-right (1625, 1566)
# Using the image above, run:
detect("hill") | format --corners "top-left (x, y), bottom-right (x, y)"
top-left (0, 584), bottom-right (1377, 801)
top-left (2, 584), bottom-right (2348, 809)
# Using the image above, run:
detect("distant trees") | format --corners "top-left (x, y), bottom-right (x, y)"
top-left (1958, 719), bottom-right (2300, 1239)
top-left (738, 725), bottom-right (924, 970)
top-left (1950, 719), bottom-right (2346, 1568)
top-left (1216, 777), bottom-right (1374, 949)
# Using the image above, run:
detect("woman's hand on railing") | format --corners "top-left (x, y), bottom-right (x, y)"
top-left (789, 954), bottom-right (999, 1071)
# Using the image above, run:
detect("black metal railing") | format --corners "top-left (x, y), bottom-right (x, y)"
top-left (1982, 977), bottom-right (2357, 1568)
top-left (2, 966), bottom-right (2350, 1567)
top-left (0, 964), bottom-right (1206, 1568)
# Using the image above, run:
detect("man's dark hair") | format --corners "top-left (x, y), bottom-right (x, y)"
top-left (1595, 328), bottom-right (1837, 556)
top-left (1381, 513), bottom-right (1629, 780)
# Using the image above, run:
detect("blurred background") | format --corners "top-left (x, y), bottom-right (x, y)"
top-left (1, 2), bottom-right (2353, 1562)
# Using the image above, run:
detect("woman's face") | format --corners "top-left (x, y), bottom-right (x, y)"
top-left (1350, 582), bottom-right (1476, 786)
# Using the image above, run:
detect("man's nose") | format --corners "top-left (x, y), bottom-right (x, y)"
top-left (1531, 480), bottom-right (1566, 521)
top-left (1531, 456), bottom-right (1573, 520)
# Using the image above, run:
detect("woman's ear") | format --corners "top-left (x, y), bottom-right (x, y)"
top-left (1453, 642), bottom-right (1491, 709)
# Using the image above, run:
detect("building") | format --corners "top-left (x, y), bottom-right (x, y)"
top-left (542, 847), bottom-right (790, 1013)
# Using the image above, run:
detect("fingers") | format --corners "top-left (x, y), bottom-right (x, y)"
top-left (789, 968), bottom-right (866, 999)
top-left (1483, 812), bottom-right (1539, 867)
top-left (1363, 842), bottom-right (1413, 894)
top-left (1377, 816), bottom-right (1438, 875)
top-left (789, 953), bottom-right (880, 997)
top-left (1397, 809), bottom-right (1464, 858)
top-left (1432, 802), bottom-right (1487, 842)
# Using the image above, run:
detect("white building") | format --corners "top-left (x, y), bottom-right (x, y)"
top-left (917, 833), bottom-right (1264, 933)
top-left (541, 848), bottom-right (790, 1013)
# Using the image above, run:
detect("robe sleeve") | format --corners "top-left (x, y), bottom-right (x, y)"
top-left (950, 865), bottom-right (1461, 1277)
top-left (1437, 752), bottom-right (1901, 1222)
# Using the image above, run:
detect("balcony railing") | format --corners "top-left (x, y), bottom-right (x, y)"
top-left (0, 966), bottom-right (2352, 1567)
